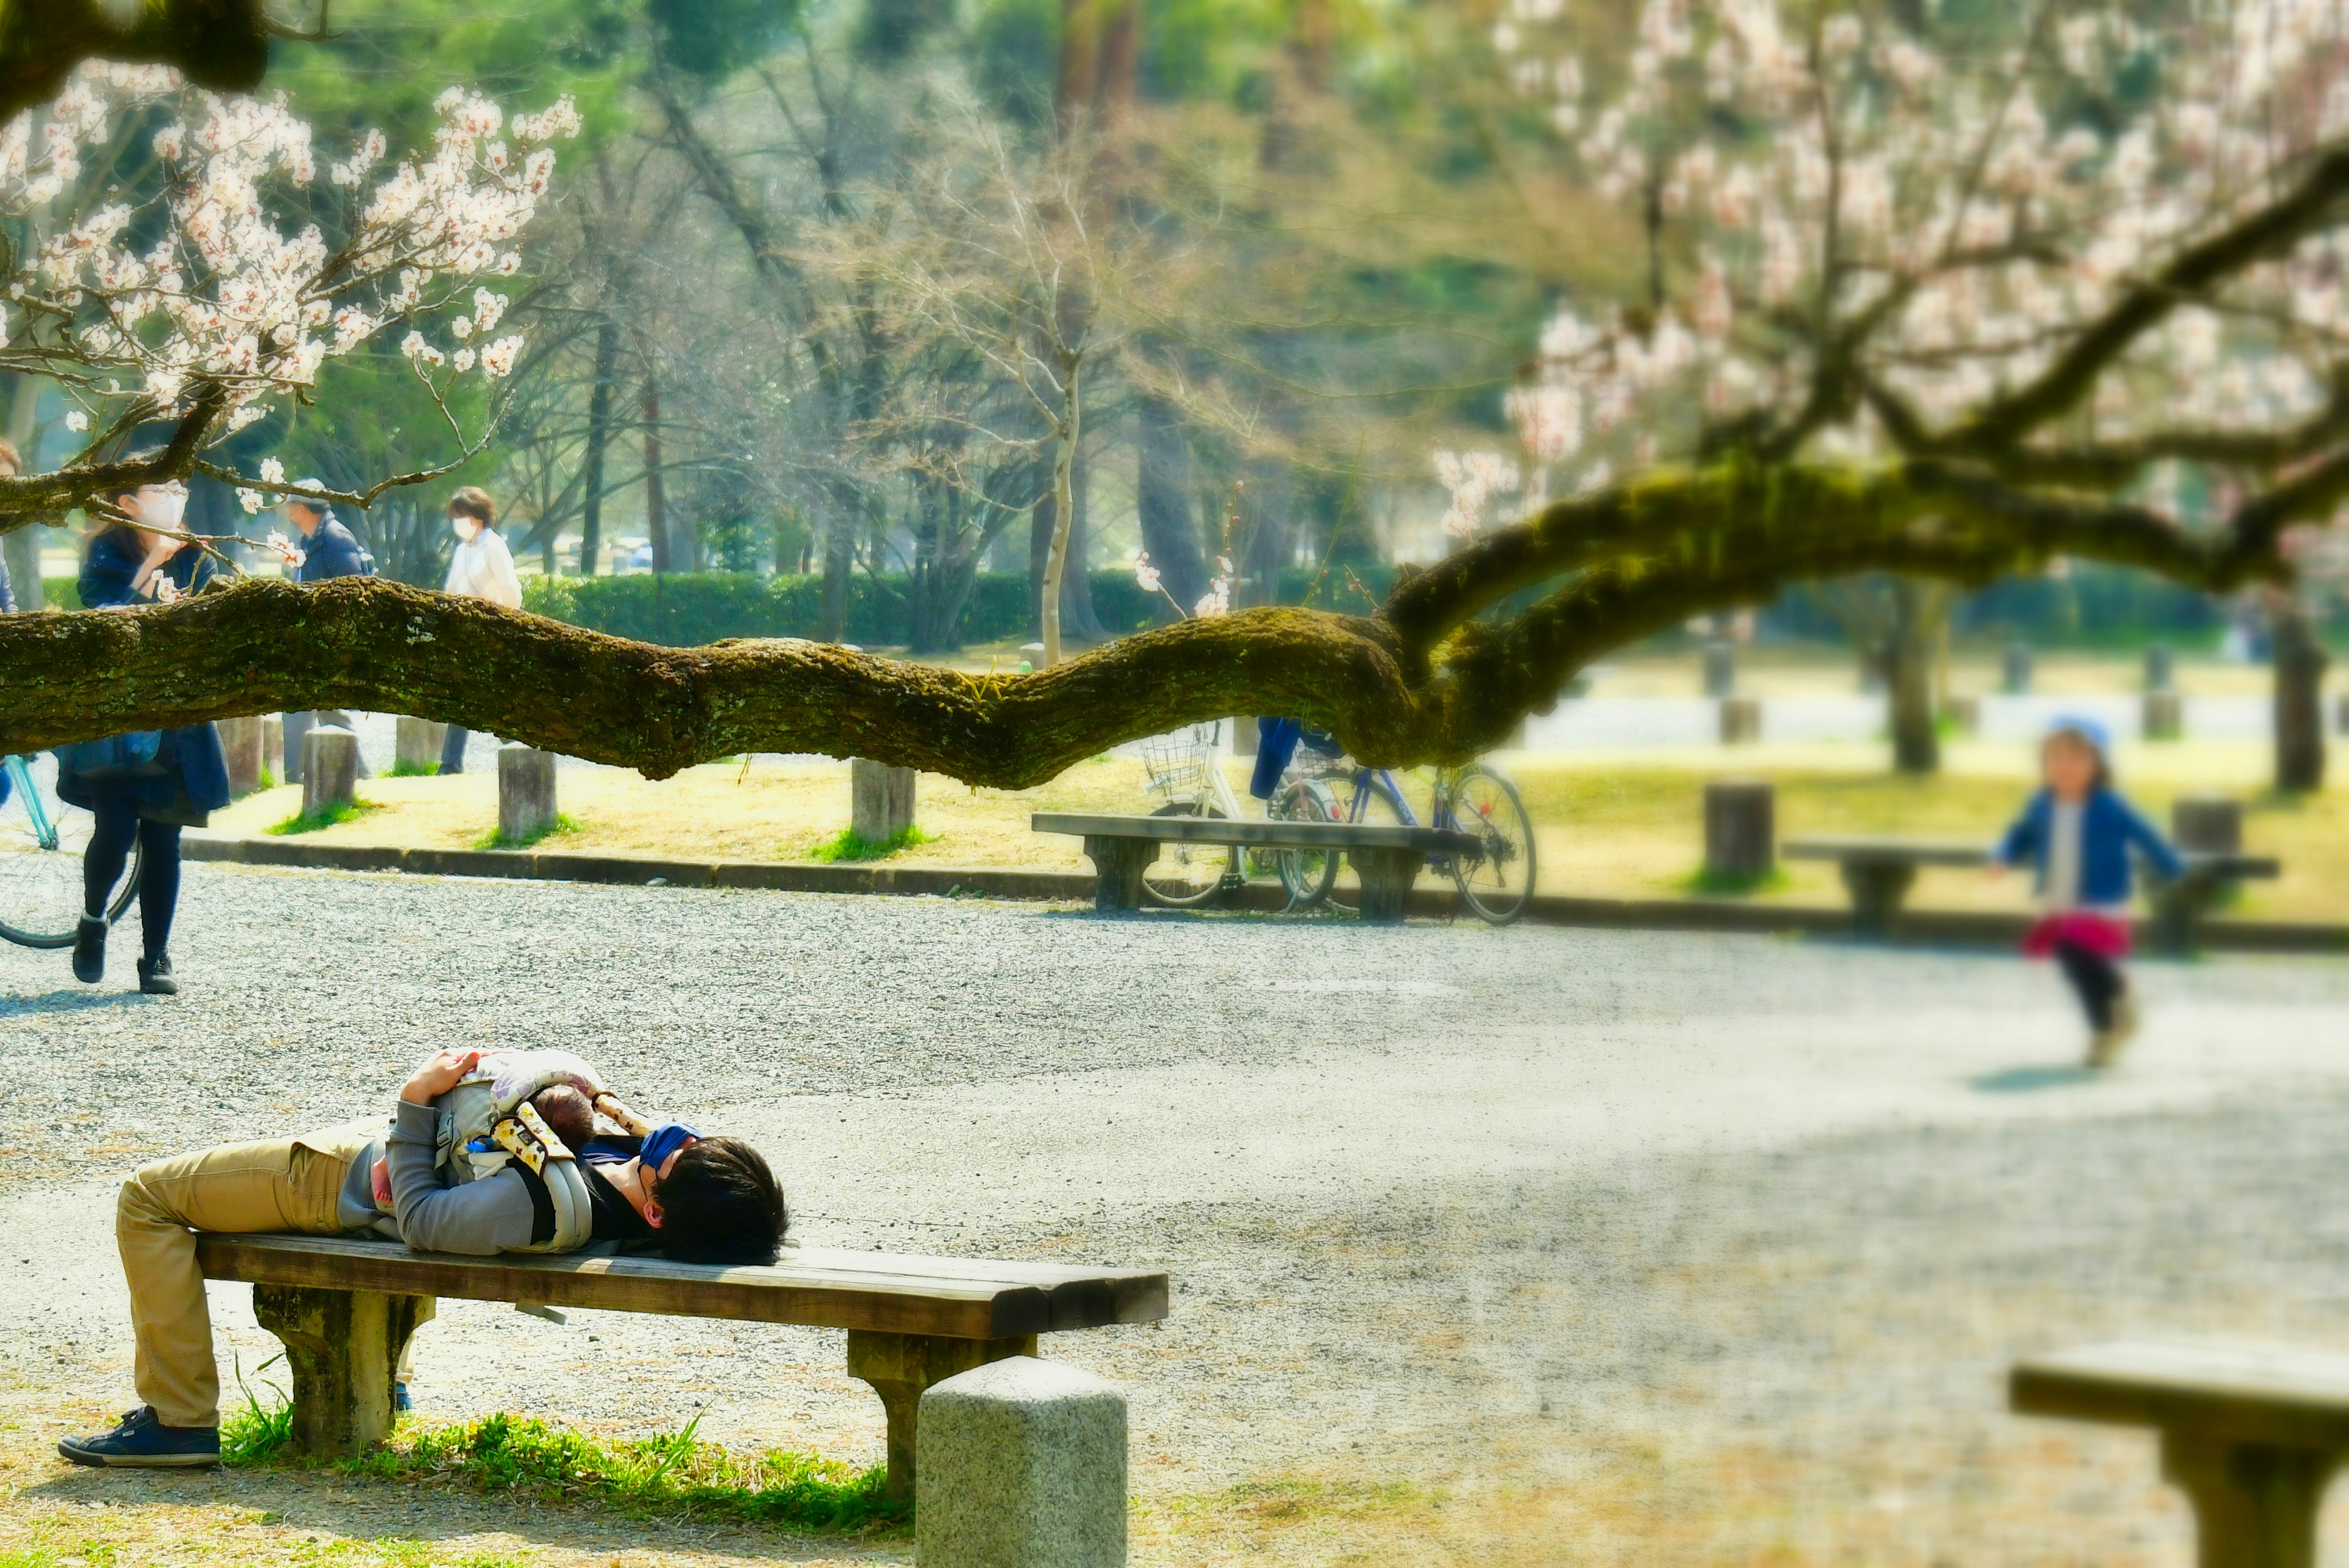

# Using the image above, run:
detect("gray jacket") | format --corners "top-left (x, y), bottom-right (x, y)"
top-left (334, 1099), bottom-right (541, 1254)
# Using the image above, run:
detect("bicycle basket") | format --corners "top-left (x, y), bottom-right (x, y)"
top-left (1138, 724), bottom-right (1220, 801)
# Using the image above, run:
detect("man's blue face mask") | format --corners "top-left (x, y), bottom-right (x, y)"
top-left (641, 1123), bottom-right (700, 1173)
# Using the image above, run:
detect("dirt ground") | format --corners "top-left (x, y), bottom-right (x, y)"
top-left (7, 872), bottom-right (2349, 1565)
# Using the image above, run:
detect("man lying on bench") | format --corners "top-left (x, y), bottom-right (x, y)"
top-left (62, 1046), bottom-right (785, 1468)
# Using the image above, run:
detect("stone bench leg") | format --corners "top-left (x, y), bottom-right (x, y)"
top-left (1838, 863), bottom-right (1917, 940)
top-left (253, 1284), bottom-right (435, 1455)
top-left (2162, 1430), bottom-right (2340, 1568)
top-left (1080, 835), bottom-right (1157, 911)
top-left (2151, 876), bottom-right (2222, 960)
top-left (1349, 846), bottom-right (1423, 924)
top-left (847, 1329), bottom-right (1037, 1503)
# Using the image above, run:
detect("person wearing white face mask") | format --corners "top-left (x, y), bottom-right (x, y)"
top-left (436, 486), bottom-right (522, 775)
top-left (59, 463), bottom-right (232, 995)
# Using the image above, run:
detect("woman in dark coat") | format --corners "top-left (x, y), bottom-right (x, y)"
top-left (63, 475), bottom-right (230, 995)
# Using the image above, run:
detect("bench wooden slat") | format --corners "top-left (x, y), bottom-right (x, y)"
top-left (1033, 811), bottom-right (1480, 855)
top-left (2013, 1339), bottom-right (2349, 1450)
top-left (197, 1233), bottom-right (1169, 1342)
top-left (1782, 836), bottom-right (1992, 868)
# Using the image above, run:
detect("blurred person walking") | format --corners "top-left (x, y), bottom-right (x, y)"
top-left (0, 439), bottom-right (21, 612)
top-left (271, 483), bottom-right (374, 783)
top-left (62, 469), bottom-right (231, 996)
top-left (1990, 718), bottom-right (2182, 1069)
top-left (434, 487), bottom-right (521, 776)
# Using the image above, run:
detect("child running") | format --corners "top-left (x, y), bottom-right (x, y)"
top-left (1991, 717), bottom-right (2184, 1068)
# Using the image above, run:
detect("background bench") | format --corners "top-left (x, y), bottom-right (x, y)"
top-left (198, 1232), bottom-right (1166, 1499)
top-left (1782, 835), bottom-right (2279, 954)
top-left (1031, 811), bottom-right (1480, 922)
top-left (2014, 1338), bottom-right (2349, 1567)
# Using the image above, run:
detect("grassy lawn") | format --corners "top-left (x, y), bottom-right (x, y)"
top-left (203, 736), bottom-right (2349, 924)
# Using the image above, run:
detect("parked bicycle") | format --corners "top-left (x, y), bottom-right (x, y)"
top-left (0, 751), bottom-right (139, 949)
top-left (1135, 721), bottom-right (1250, 907)
top-left (1261, 724), bottom-right (1536, 924)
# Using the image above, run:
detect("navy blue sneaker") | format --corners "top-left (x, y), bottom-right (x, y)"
top-left (393, 1381), bottom-right (412, 1413)
top-left (58, 1406), bottom-right (219, 1468)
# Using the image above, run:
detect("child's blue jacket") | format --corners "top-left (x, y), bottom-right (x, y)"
top-left (1995, 787), bottom-right (2184, 904)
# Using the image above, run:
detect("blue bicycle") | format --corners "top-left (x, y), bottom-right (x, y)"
top-left (1261, 726), bottom-right (1536, 924)
top-left (0, 751), bottom-right (139, 948)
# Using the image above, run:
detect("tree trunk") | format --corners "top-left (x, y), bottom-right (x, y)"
top-left (577, 318), bottom-right (620, 575)
top-left (1059, 441), bottom-right (1105, 642)
top-left (1238, 460), bottom-right (1293, 608)
top-left (1029, 489), bottom-right (1056, 644)
top-left (819, 488), bottom-right (856, 642)
top-left (642, 384), bottom-right (669, 576)
top-left (2272, 597), bottom-right (2329, 792)
top-left (1887, 581), bottom-right (1944, 775)
top-left (1040, 382), bottom-right (1080, 666)
top-left (1137, 394), bottom-right (1206, 615)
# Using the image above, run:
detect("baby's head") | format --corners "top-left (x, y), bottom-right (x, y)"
top-left (529, 1084), bottom-right (596, 1153)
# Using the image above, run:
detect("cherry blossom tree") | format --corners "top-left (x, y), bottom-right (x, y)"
top-left (0, 65), bottom-right (577, 537)
top-left (9, 0), bottom-right (2349, 789)
top-left (1450, 0), bottom-right (2349, 782)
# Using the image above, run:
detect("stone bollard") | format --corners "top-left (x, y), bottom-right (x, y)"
top-left (1718, 696), bottom-right (1762, 745)
top-left (262, 715), bottom-right (284, 781)
top-left (2337, 693), bottom-right (2349, 737)
top-left (1702, 639), bottom-right (1736, 698)
top-left (2172, 794), bottom-right (2243, 855)
top-left (1702, 778), bottom-right (1775, 889)
top-left (2145, 642), bottom-right (2175, 692)
top-left (218, 716), bottom-right (264, 797)
top-left (395, 716), bottom-right (447, 773)
top-left (300, 727), bottom-right (358, 819)
top-left (918, 1357), bottom-right (1126, 1568)
top-left (2003, 640), bottom-right (2033, 694)
top-left (2143, 689), bottom-right (2184, 742)
top-left (852, 757), bottom-right (917, 845)
top-left (497, 744), bottom-right (558, 844)
top-left (1945, 694), bottom-right (1981, 736)
top-left (1227, 716), bottom-right (1257, 760)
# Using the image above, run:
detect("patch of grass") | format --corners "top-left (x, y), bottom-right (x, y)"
top-left (807, 823), bottom-right (938, 861)
top-left (223, 1378), bottom-right (898, 1535)
top-left (382, 759), bottom-right (440, 778)
top-left (256, 767), bottom-right (277, 790)
top-left (472, 812), bottom-right (584, 851)
top-left (265, 798), bottom-right (382, 835)
top-left (339, 1412), bottom-right (904, 1533)
top-left (1677, 864), bottom-right (1792, 896)
top-left (220, 1354), bottom-right (295, 1466)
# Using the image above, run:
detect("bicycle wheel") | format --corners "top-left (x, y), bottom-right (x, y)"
top-left (0, 752), bottom-right (139, 949)
top-left (1140, 800), bottom-right (1235, 907)
top-left (1327, 773), bottom-right (1412, 913)
top-left (1270, 778), bottom-right (1338, 908)
top-left (1447, 763), bottom-right (1536, 925)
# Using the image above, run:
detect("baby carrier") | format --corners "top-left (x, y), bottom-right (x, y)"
top-left (423, 1049), bottom-right (657, 1252)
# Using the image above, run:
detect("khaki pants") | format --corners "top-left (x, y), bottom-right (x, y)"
top-left (117, 1122), bottom-right (387, 1428)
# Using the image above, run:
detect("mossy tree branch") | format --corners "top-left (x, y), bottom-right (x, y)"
top-left (0, 455), bottom-right (2309, 783)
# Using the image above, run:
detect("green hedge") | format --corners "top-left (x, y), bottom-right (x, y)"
top-left (518, 566), bottom-right (1395, 650)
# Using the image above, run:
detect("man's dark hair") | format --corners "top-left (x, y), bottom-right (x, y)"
top-left (656, 1137), bottom-right (785, 1265)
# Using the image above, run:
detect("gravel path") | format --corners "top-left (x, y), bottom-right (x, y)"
top-left (4, 864), bottom-right (2349, 1563)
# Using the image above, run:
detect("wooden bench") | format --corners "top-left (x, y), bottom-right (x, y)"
top-left (2013, 1339), bottom-right (2349, 1567)
top-left (1781, 836), bottom-right (2279, 954)
top-left (198, 1232), bottom-right (1167, 1500)
top-left (1032, 811), bottom-right (1482, 923)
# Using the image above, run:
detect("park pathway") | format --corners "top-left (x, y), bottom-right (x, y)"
top-left (2, 864), bottom-right (2348, 1564)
